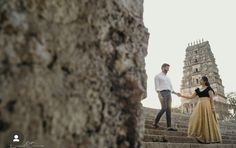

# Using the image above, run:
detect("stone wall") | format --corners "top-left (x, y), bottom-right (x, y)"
top-left (0, 0), bottom-right (149, 147)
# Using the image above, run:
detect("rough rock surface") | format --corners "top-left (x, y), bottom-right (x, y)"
top-left (0, 0), bottom-right (149, 147)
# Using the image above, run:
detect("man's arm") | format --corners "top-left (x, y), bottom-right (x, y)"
top-left (169, 77), bottom-right (179, 95)
top-left (154, 76), bottom-right (160, 92)
top-left (155, 76), bottom-right (163, 100)
top-left (172, 91), bottom-right (179, 95)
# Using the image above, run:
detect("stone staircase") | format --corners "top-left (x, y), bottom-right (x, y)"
top-left (142, 107), bottom-right (236, 148)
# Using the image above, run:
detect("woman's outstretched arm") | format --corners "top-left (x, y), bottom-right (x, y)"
top-left (179, 92), bottom-right (197, 99)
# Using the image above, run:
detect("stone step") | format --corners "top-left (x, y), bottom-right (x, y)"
top-left (145, 119), bottom-right (236, 135)
top-left (222, 135), bottom-right (236, 141)
top-left (145, 115), bottom-right (236, 126)
top-left (219, 126), bottom-right (236, 130)
top-left (145, 116), bottom-right (190, 122)
top-left (223, 139), bottom-right (236, 144)
top-left (142, 142), bottom-right (236, 148)
top-left (220, 129), bottom-right (236, 135)
top-left (144, 113), bottom-right (236, 125)
top-left (145, 129), bottom-right (187, 137)
top-left (145, 120), bottom-right (188, 128)
top-left (144, 118), bottom-right (191, 124)
top-left (145, 128), bottom-right (236, 141)
top-left (142, 107), bottom-right (187, 116)
top-left (144, 134), bottom-right (236, 144)
top-left (145, 117), bottom-right (236, 129)
top-left (145, 123), bottom-right (236, 139)
top-left (144, 124), bottom-right (187, 132)
top-left (143, 107), bottom-right (236, 125)
top-left (143, 134), bottom-right (197, 143)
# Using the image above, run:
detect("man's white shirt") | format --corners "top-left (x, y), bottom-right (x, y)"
top-left (155, 72), bottom-right (173, 92)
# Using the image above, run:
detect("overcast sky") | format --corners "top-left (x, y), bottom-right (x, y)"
top-left (141, 0), bottom-right (236, 109)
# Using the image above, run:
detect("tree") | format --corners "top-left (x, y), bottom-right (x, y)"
top-left (226, 92), bottom-right (236, 120)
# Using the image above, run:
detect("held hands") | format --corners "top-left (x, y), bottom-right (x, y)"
top-left (172, 92), bottom-right (182, 97)
top-left (176, 93), bottom-right (181, 97)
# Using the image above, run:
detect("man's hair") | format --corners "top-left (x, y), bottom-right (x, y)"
top-left (161, 63), bottom-right (170, 69)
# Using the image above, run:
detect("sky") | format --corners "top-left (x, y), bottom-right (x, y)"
top-left (141, 0), bottom-right (236, 109)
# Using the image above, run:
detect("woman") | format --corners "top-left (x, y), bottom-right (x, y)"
top-left (179, 76), bottom-right (222, 143)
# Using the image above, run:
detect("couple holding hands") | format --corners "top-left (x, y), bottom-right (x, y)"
top-left (153, 63), bottom-right (222, 144)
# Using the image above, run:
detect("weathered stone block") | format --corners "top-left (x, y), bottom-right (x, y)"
top-left (0, 0), bottom-right (149, 147)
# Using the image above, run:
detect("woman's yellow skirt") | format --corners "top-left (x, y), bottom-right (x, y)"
top-left (188, 97), bottom-right (222, 143)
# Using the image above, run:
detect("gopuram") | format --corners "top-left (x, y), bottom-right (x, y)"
top-left (180, 39), bottom-right (228, 119)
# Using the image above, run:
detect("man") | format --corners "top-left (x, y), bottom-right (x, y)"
top-left (153, 63), bottom-right (179, 131)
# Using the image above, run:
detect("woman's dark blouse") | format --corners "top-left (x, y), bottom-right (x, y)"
top-left (195, 87), bottom-right (214, 97)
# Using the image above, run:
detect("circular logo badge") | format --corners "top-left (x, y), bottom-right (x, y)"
top-left (9, 131), bottom-right (24, 146)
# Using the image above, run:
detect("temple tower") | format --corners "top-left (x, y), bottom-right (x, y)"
top-left (180, 40), bottom-right (227, 119)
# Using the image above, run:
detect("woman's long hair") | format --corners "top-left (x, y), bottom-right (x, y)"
top-left (202, 76), bottom-right (215, 94)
